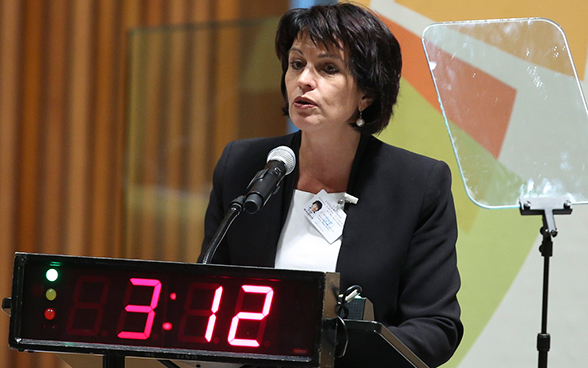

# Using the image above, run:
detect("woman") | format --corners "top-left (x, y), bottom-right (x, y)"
top-left (199, 3), bottom-right (463, 367)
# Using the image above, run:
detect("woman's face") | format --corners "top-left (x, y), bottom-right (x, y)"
top-left (285, 33), bottom-right (367, 135)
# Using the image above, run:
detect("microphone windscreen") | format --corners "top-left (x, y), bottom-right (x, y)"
top-left (267, 146), bottom-right (296, 175)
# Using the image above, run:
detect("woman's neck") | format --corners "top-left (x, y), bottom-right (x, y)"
top-left (296, 129), bottom-right (361, 194)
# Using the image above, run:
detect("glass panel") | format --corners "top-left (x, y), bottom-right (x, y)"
top-left (125, 19), bottom-right (285, 261)
top-left (422, 18), bottom-right (588, 208)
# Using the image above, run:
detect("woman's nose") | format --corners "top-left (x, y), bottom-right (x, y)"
top-left (298, 67), bottom-right (316, 90)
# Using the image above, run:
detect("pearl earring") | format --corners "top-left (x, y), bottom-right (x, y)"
top-left (356, 109), bottom-right (365, 127)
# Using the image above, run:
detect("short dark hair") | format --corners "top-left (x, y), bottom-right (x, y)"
top-left (275, 2), bottom-right (402, 135)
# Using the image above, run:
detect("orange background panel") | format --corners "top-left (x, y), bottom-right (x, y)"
top-left (424, 43), bottom-right (517, 158)
top-left (379, 16), bottom-right (440, 111)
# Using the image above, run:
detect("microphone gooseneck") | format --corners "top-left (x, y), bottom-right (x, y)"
top-left (201, 146), bottom-right (296, 264)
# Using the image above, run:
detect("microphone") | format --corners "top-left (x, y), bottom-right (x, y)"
top-left (244, 146), bottom-right (296, 214)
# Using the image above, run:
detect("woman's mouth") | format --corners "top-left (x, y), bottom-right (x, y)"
top-left (293, 96), bottom-right (317, 109)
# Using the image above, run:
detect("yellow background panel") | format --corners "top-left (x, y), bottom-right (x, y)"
top-left (396, 0), bottom-right (588, 79)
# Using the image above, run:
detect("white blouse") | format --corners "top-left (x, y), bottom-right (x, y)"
top-left (274, 189), bottom-right (344, 272)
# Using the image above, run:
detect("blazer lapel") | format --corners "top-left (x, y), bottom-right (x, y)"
top-left (336, 133), bottom-right (373, 272)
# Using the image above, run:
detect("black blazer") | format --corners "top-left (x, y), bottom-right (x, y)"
top-left (199, 131), bottom-right (463, 367)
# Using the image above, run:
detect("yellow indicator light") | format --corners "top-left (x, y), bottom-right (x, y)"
top-left (46, 288), bottom-right (57, 301)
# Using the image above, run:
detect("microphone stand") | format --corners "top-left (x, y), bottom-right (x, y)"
top-left (200, 195), bottom-right (245, 264)
top-left (519, 196), bottom-right (572, 368)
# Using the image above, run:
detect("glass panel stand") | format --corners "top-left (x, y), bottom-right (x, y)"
top-left (519, 196), bottom-right (572, 368)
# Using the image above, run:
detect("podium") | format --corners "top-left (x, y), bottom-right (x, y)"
top-left (3, 253), bottom-right (428, 368)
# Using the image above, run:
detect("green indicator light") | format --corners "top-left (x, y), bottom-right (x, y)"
top-left (46, 268), bottom-right (59, 282)
top-left (46, 288), bottom-right (57, 301)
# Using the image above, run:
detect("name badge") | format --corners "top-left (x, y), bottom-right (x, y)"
top-left (303, 189), bottom-right (346, 244)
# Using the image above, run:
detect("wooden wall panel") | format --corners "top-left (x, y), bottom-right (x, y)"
top-left (19, 0), bottom-right (44, 255)
top-left (66, 0), bottom-right (94, 256)
top-left (185, 29), bottom-right (214, 263)
top-left (161, 32), bottom-right (188, 261)
top-left (90, 0), bottom-right (119, 258)
top-left (0, 0), bottom-right (24, 365)
top-left (41, 0), bottom-right (69, 257)
top-left (0, 1), bottom-right (288, 367)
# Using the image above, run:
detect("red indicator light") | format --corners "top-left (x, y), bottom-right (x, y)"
top-left (169, 293), bottom-right (176, 300)
top-left (162, 322), bottom-right (173, 331)
top-left (44, 308), bottom-right (56, 320)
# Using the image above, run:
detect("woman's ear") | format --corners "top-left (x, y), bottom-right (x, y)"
top-left (359, 94), bottom-right (374, 111)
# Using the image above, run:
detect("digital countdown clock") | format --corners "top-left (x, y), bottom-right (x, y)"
top-left (6, 253), bottom-right (339, 367)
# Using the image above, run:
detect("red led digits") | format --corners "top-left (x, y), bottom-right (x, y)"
top-left (60, 274), bottom-right (277, 348)
top-left (177, 283), bottom-right (274, 347)
top-left (206, 286), bottom-right (223, 342)
top-left (117, 278), bottom-right (162, 340)
top-left (66, 276), bottom-right (110, 336)
top-left (228, 285), bottom-right (274, 347)
top-left (178, 283), bottom-right (223, 343)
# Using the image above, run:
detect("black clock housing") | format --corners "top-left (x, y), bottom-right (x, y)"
top-left (7, 253), bottom-right (339, 367)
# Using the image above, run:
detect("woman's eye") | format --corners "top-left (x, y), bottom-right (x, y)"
top-left (289, 60), bottom-right (304, 70)
top-left (324, 64), bottom-right (339, 74)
